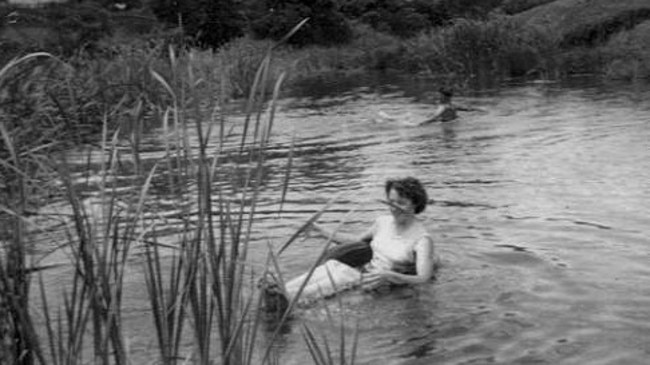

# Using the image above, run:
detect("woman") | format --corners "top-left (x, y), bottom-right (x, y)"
top-left (277, 177), bottom-right (435, 304)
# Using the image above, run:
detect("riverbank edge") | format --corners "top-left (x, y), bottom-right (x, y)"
top-left (3, 0), bottom-right (650, 95)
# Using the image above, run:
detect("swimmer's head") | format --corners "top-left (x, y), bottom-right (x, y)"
top-left (438, 87), bottom-right (453, 103)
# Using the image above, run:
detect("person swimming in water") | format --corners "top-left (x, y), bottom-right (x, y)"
top-left (375, 87), bottom-right (481, 126)
top-left (420, 87), bottom-right (458, 125)
top-left (261, 177), bottom-right (435, 312)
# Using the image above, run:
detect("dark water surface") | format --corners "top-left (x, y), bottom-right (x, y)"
top-left (38, 75), bottom-right (650, 364)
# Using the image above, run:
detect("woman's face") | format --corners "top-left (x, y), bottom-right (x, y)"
top-left (387, 188), bottom-right (416, 220)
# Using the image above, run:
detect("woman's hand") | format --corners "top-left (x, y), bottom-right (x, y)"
top-left (360, 268), bottom-right (398, 290)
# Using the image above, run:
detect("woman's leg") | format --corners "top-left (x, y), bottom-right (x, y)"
top-left (320, 241), bottom-right (372, 268)
top-left (285, 260), bottom-right (362, 301)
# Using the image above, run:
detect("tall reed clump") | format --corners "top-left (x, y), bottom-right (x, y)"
top-left (210, 22), bottom-right (406, 91)
top-left (0, 50), bottom-right (163, 364)
top-left (210, 36), bottom-right (278, 99)
top-left (0, 53), bottom-right (58, 365)
top-left (405, 14), bottom-right (561, 85)
top-left (142, 18), bottom-right (356, 364)
top-left (285, 22), bottom-right (403, 77)
top-left (1, 18), bottom-right (358, 365)
top-left (600, 20), bottom-right (650, 80)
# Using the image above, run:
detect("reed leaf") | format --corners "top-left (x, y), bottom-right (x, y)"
top-left (262, 232), bottom-right (340, 363)
top-left (302, 324), bottom-right (328, 365)
top-left (143, 236), bottom-right (188, 364)
top-left (277, 194), bottom-right (341, 255)
top-left (0, 52), bottom-right (54, 82)
top-left (262, 71), bottom-right (287, 146)
top-left (239, 54), bottom-right (270, 153)
top-left (274, 18), bottom-right (311, 50)
top-left (278, 134), bottom-right (296, 215)
top-left (0, 121), bottom-right (18, 164)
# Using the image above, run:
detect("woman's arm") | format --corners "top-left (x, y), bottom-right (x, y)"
top-left (387, 237), bottom-right (434, 284)
top-left (362, 237), bottom-right (434, 287)
top-left (419, 105), bottom-right (446, 125)
top-left (453, 102), bottom-right (485, 112)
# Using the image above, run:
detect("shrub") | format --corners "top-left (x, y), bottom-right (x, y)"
top-left (0, 44), bottom-right (174, 161)
top-left (600, 20), bottom-right (650, 79)
top-left (211, 36), bottom-right (277, 98)
top-left (149, 0), bottom-right (245, 49)
top-left (347, 22), bottom-right (402, 70)
top-left (341, 0), bottom-right (506, 37)
top-left (401, 15), bottom-right (561, 83)
top-left (556, 47), bottom-right (606, 76)
top-left (432, 0), bottom-right (504, 20)
top-left (268, 22), bottom-right (403, 79)
top-left (0, 39), bottom-right (23, 66)
top-left (560, 9), bottom-right (650, 48)
top-left (250, 0), bottom-right (352, 47)
top-left (0, 4), bottom-right (110, 55)
top-left (341, 0), bottom-right (447, 37)
top-left (501, 0), bottom-right (556, 15)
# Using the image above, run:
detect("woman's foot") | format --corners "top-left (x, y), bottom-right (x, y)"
top-left (258, 272), bottom-right (289, 317)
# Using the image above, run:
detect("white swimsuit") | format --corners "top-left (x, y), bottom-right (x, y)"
top-left (368, 215), bottom-right (430, 274)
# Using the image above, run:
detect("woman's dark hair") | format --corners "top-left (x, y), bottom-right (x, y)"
top-left (385, 177), bottom-right (428, 214)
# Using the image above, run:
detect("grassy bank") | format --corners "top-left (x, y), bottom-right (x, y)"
top-left (513, 0), bottom-right (650, 79)
top-left (3, 1), bottom-right (650, 104)
top-left (205, 17), bottom-right (557, 94)
top-left (214, 13), bottom-right (650, 93)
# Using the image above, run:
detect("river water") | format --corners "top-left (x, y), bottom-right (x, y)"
top-left (37, 74), bottom-right (650, 364)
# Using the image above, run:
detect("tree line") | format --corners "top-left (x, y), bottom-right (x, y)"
top-left (57, 0), bottom-right (519, 48)
top-left (148, 0), bottom-right (512, 48)
top-left (1, 0), bottom-right (548, 57)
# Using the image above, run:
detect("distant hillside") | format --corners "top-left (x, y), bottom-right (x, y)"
top-left (516, 0), bottom-right (650, 47)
